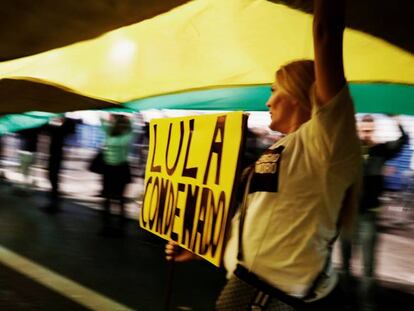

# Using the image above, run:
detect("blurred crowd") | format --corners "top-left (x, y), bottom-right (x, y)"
top-left (0, 111), bottom-right (413, 311)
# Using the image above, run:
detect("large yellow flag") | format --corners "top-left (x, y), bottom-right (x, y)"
top-left (0, 0), bottom-right (412, 113)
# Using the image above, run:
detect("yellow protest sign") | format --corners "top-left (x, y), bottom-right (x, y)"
top-left (139, 112), bottom-right (247, 266)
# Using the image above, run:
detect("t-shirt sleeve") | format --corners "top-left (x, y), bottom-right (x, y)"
top-left (100, 119), bottom-right (112, 135)
top-left (307, 85), bottom-right (360, 164)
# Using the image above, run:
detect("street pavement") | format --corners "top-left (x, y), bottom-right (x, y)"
top-left (0, 156), bottom-right (414, 310)
top-left (0, 180), bottom-right (225, 311)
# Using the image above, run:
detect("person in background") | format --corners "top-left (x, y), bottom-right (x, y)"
top-left (17, 127), bottom-right (39, 192)
top-left (100, 113), bottom-right (134, 236)
top-left (241, 128), bottom-right (274, 169)
top-left (166, 0), bottom-right (361, 310)
top-left (45, 116), bottom-right (76, 213)
top-left (340, 114), bottom-right (408, 311)
top-left (135, 120), bottom-right (150, 178)
top-left (0, 132), bottom-right (6, 181)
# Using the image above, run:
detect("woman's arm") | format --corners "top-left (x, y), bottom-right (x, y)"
top-left (313, 0), bottom-right (346, 106)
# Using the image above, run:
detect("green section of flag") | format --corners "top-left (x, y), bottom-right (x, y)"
top-left (350, 83), bottom-right (414, 115)
top-left (0, 112), bottom-right (57, 135)
top-left (1, 82), bottom-right (413, 135)
top-left (125, 82), bottom-right (414, 114)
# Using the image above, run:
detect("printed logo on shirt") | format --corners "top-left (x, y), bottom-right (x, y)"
top-left (249, 146), bottom-right (284, 193)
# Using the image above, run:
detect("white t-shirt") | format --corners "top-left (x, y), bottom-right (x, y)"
top-left (223, 85), bottom-right (361, 299)
top-left (104, 133), bottom-right (133, 165)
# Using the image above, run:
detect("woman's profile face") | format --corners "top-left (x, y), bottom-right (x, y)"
top-left (266, 84), bottom-right (297, 133)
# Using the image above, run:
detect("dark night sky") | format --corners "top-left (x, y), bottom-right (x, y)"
top-left (0, 0), bottom-right (189, 61)
top-left (273, 0), bottom-right (413, 54)
top-left (0, 0), bottom-right (412, 61)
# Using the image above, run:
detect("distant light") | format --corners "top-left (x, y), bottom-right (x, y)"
top-left (109, 39), bottom-right (137, 63)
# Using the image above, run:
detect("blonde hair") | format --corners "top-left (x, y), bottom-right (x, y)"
top-left (275, 60), bottom-right (315, 112)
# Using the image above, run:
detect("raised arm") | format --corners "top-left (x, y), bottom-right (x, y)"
top-left (313, 0), bottom-right (346, 106)
top-left (383, 118), bottom-right (409, 158)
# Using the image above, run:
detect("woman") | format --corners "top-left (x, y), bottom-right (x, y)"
top-left (100, 113), bottom-right (133, 236)
top-left (167, 0), bottom-right (361, 310)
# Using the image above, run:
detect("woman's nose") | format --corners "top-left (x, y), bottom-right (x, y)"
top-left (266, 96), bottom-right (274, 108)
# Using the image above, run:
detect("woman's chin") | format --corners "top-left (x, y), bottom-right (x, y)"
top-left (269, 123), bottom-right (281, 133)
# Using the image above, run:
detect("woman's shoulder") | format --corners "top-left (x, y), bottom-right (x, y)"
top-left (311, 83), bottom-right (352, 112)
